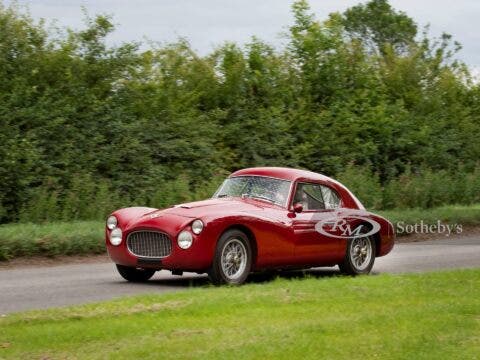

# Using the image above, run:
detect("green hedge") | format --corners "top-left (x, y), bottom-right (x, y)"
top-left (2, 1), bottom-right (480, 223)
top-left (338, 165), bottom-right (480, 210)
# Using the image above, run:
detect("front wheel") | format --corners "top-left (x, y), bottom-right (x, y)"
top-left (208, 229), bottom-right (252, 285)
top-left (116, 264), bottom-right (156, 282)
top-left (339, 235), bottom-right (376, 275)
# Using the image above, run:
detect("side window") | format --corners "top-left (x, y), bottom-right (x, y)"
top-left (321, 185), bottom-right (340, 209)
top-left (293, 183), bottom-right (325, 210)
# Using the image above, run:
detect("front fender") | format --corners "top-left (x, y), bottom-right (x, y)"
top-left (203, 213), bottom-right (295, 269)
top-left (111, 207), bottom-right (157, 229)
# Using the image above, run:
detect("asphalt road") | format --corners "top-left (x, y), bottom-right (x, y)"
top-left (0, 236), bottom-right (479, 314)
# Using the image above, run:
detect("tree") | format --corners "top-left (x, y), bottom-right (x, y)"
top-left (341, 0), bottom-right (417, 55)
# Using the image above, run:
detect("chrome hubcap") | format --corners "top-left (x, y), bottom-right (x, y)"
top-left (350, 236), bottom-right (372, 271)
top-left (221, 238), bottom-right (247, 280)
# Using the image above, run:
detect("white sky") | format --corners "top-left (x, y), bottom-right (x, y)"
top-left (4, 0), bottom-right (480, 69)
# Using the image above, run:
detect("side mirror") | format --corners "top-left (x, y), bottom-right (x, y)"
top-left (293, 203), bottom-right (303, 213)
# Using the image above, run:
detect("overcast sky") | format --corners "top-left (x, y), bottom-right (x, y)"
top-left (5, 0), bottom-right (480, 70)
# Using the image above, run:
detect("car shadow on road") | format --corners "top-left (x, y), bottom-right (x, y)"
top-left (120, 267), bottom-right (343, 288)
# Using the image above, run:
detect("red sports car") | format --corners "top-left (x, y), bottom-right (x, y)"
top-left (106, 167), bottom-right (395, 285)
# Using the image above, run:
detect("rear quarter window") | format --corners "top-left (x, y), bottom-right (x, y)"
top-left (321, 185), bottom-right (341, 209)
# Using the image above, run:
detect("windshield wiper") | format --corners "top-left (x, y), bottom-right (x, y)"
top-left (243, 194), bottom-right (275, 204)
top-left (217, 194), bottom-right (229, 198)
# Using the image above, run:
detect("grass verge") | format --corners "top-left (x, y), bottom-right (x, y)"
top-left (0, 221), bottom-right (103, 260)
top-left (1, 204), bottom-right (480, 260)
top-left (0, 269), bottom-right (479, 359)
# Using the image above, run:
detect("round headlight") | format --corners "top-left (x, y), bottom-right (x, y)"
top-left (191, 219), bottom-right (204, 235)
top-left (110, 228), bottom-right (122, 246)
top-left (107, 215), bottom-right (117, 230)
top-left (177, 230), bottom-right (193, 249)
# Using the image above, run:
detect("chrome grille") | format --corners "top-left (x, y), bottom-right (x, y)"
top-left (126, 231), bottom-right (172, 258)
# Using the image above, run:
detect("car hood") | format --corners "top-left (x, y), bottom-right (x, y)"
top-left (119, 198), bottom-right (286, 233)
top-left (150, 198), bottom-right (281, 219)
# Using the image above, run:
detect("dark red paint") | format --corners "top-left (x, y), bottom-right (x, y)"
top-left (106, 167), bottom-right (395, 272)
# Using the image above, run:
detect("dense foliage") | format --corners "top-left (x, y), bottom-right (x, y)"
top-left (1, 0), bottom-right (479, 223)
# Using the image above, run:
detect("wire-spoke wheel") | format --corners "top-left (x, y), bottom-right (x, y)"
top-left (221, 238), bottom-right (248, 280)
top-left (339, 229), bottom-right (376, 275)
top-left (209, 229), bottom-right (252, 285)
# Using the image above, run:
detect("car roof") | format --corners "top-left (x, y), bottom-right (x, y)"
top-left (229, 167), bottom-right (365, 210)
top-left (230, 167), bottom-right (333, 182)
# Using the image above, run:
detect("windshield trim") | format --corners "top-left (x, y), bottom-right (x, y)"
top-left (214, 175), bottom-right (293, 209)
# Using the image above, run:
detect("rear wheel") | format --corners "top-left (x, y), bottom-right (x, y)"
top-left (208, 229), bottom-right (252, 285)
top-left (339, 234), bottom-right (376, 275)
top-left (116, 264), bottom-right (156, 282)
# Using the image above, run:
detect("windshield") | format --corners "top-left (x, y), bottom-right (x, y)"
top-left (213, 176), bottom-right (291, 207)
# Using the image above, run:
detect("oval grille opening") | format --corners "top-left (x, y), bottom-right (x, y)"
top-left (127, 231), bottom-right (172, 258)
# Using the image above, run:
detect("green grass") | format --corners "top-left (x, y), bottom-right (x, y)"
top-left (0, 204), bottom-right (479, 260)
top-left (0, 269), bottom-right (478, 359)
top-left (378, 204), bottom-right (480, 230)
top-left (0, 221), bottom-right (103, 260)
